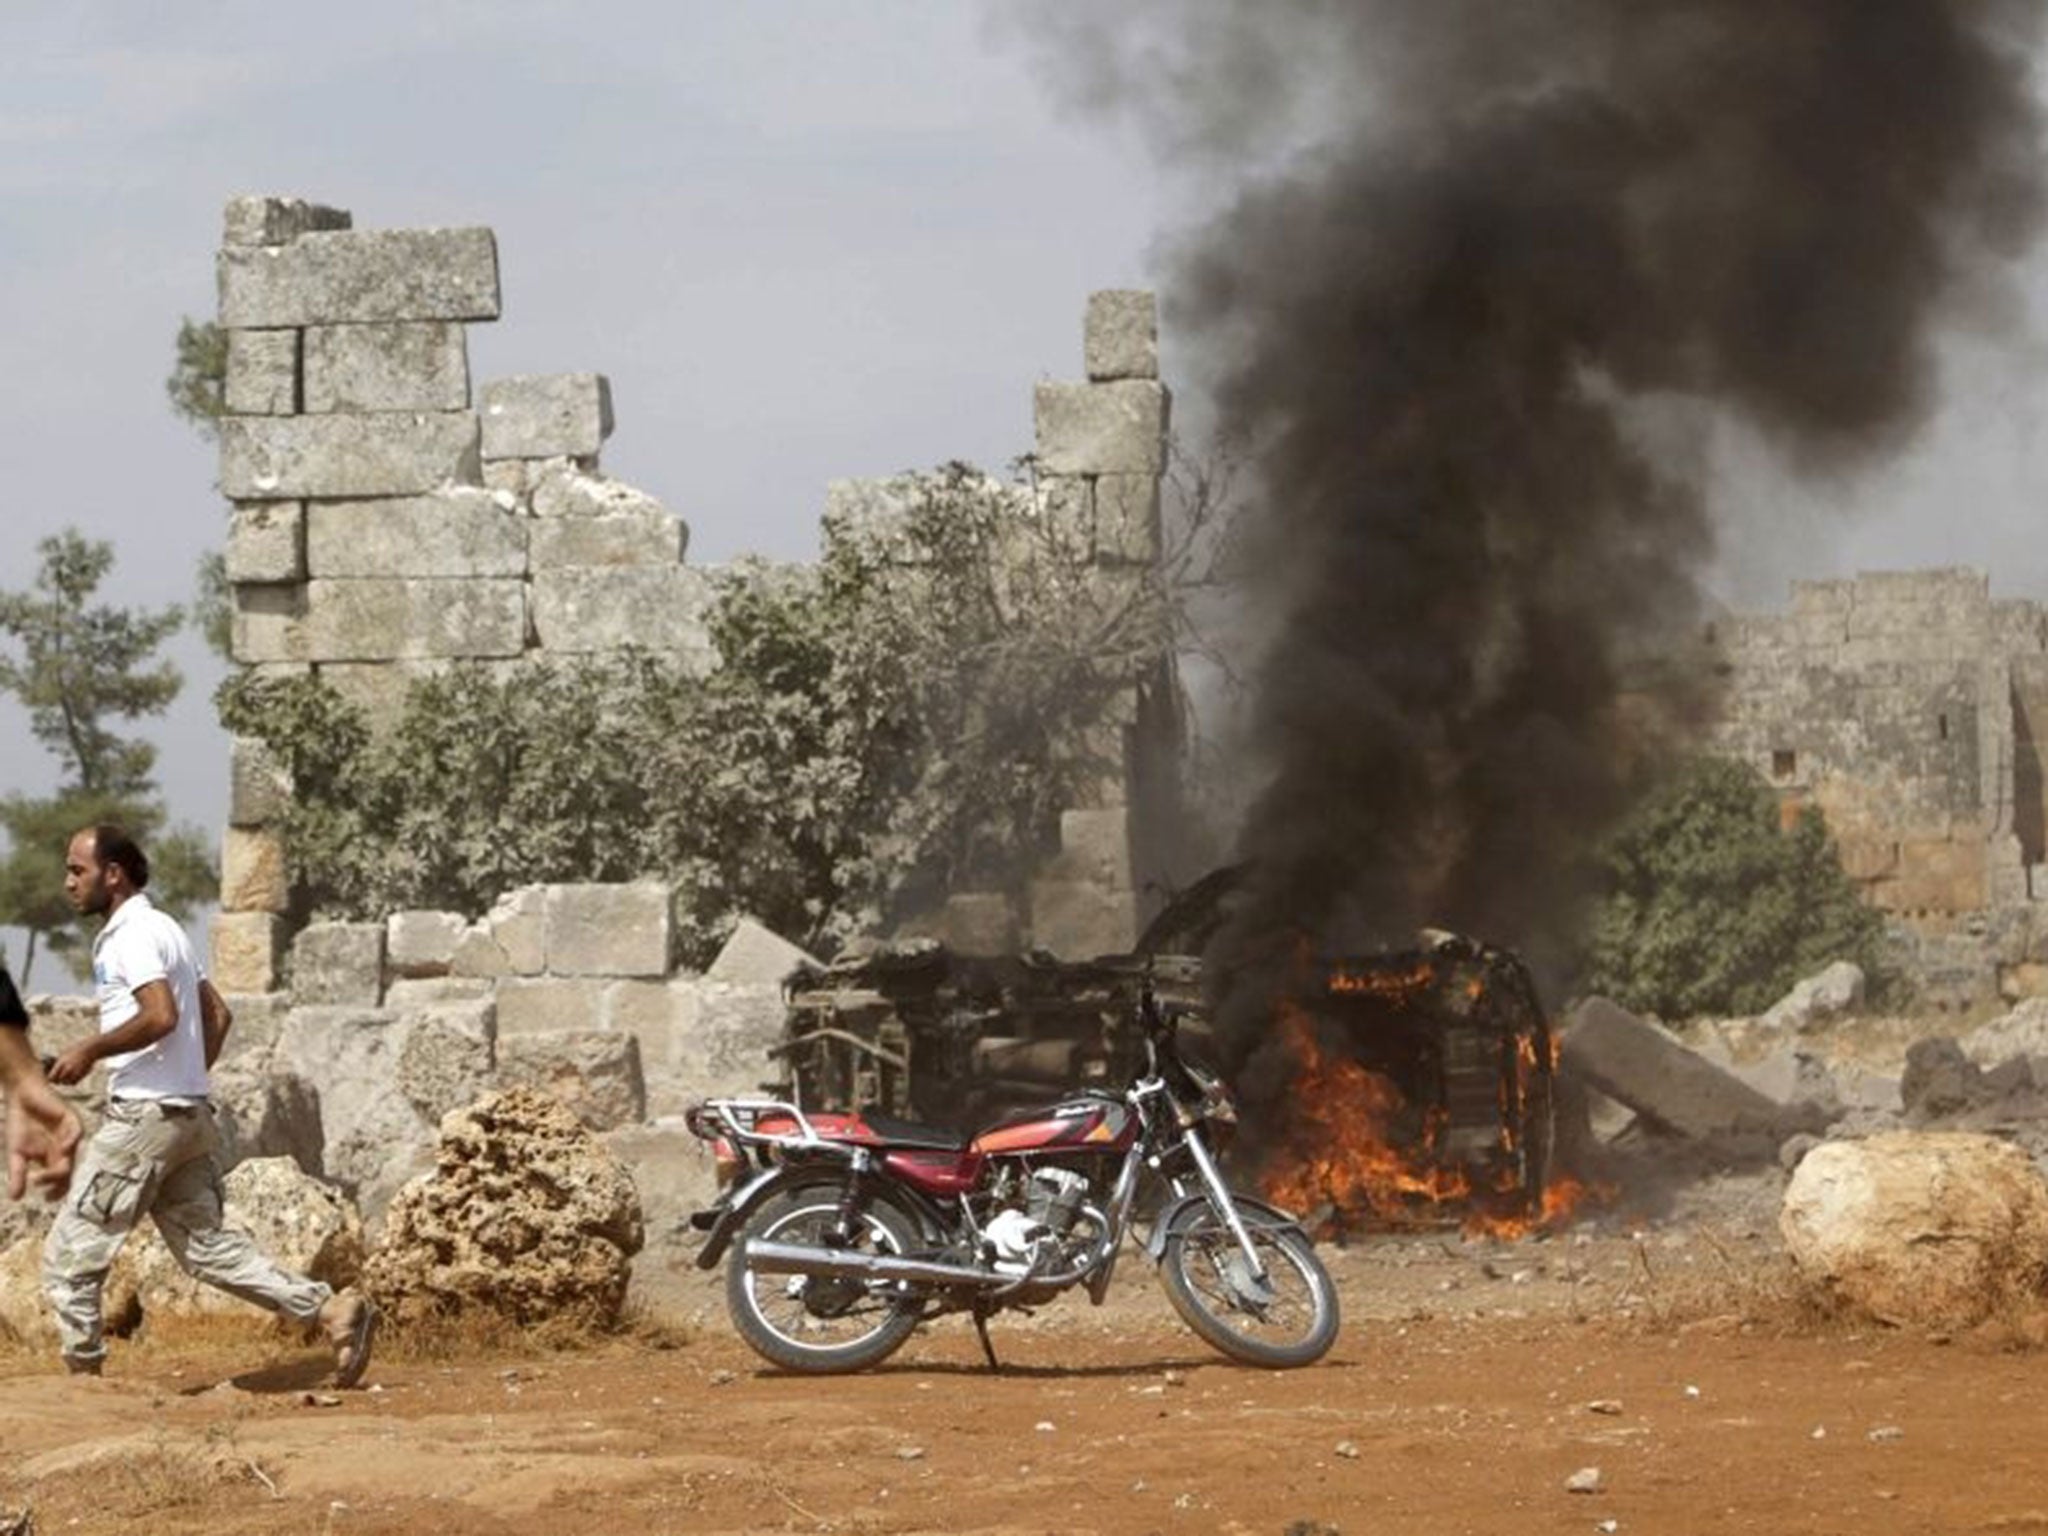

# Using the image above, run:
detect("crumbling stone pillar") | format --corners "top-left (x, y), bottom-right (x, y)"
top-left (207, 195), bottom-right (711, 990)
top-left (214, 194), bottom-right (507, 988)
top-left (1025, 290), bottom-right (1174, 958)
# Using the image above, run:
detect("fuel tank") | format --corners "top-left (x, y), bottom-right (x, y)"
top-left (970, 1092), bottom-right (1135, 1155)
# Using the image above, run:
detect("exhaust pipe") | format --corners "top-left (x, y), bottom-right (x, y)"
top-left (742, 1238), bottom-right (1003, 1290)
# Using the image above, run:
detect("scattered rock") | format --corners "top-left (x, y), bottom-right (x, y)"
top-left (1334, 1440), bottom-right (1360, 1459)
top-left (362, 1088), bottom-right (645, 1330)
top-left (706, 916), bottom-right (820, 987)
top-left (1780, 1131), bottom-right (2048, 1328)
top-left (1565, 1466), bottom-right (1603, 1494)
top-left (1561, 998), bottom-right (1787, 1155)
top-left (1762, 962), bottom-right (1866, 1031)
top-left (1962, 997), bottom-right (2048, 1068)
top-left (1587, 1399), bottom-right (1623, 1415)
top-left (896, 1446), bottom-right (925, 1461)
top-left (1901, 1038), bottom-right (1984, 1121)
top-left (1868, 1426), bottom-right (1904, 1442)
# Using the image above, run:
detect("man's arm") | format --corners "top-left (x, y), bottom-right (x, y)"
top-left (47, 978), bottom-right (177, 1086)
top-left (199, 979), bottom-right (232, 1068)
top-left (0, 1027), bottom-right (82, 1201)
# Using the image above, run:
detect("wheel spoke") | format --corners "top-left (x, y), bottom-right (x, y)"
top-left (1162, 1212), bottom-right (1338, 1366)
top-left (740, 1203), bottom-right (907, 1351)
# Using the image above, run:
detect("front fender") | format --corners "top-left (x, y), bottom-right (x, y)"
top-left (1143, 1192), bottom-right (1307, 1264)
top-left (691, 1161), bottom-right (854, 1270)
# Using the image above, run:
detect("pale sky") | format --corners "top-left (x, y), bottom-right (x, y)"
top-left (7, 3), bottom-right (2048, 973)
top-left (0, 3), bottom-right (1169, 871)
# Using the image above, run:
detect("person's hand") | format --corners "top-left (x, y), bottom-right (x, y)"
top-left (45, 1044), bottom-right (95, 1087)
top-left (6, 1075), bottom-right (82, 1200)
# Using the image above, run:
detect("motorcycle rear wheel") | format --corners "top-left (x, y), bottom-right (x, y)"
top-left (725, 1190), bottom-right (921, 1374)
top-left (1158, 1202), bottom-right (1339, 1369)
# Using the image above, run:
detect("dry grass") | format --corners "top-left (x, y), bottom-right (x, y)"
top-left (1614, 1227), bottom-right (1860, 1339)
top-left (1611, 1223), bottom-right (2048, 1351)
top-left (369, 1296), bottom-right (694, 1364)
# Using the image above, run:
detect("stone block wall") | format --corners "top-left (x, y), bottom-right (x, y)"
top-left (287, 882), bottom-right (795, 1132)
top-left (208, 197), bottom-right (711, 990)
top-left (208, 195), bottom-right (1178, 988)
top-left (1711, 567), bottom-right (2048, 1007)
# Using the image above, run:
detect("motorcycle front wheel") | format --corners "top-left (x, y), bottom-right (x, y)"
top-left (725, 1189), bottom-right (922, 1374)
top-left (1157, 1201), bottom-right (1340, 1369)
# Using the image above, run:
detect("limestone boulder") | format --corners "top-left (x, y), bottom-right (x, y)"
top-left (1901, 1036), bottom-right (1987, 1121)
top-left (496, 1029), bottom-right (645, 1130)
top-left (106, 1158), bottom-right (365, 1323)
top-left (291, 922), bottom-right (386, 1006)
top-left (1761, 961), bottom-right (1867, 1031)
top-left (394, 997), bottom-right (496, 1123)
top-left (362, 1087), bottom-right (644, 1329)
top-left (1780, 1131), bottom-right (2048, 1327)
top-left (1963, 997), bottom-right (2048, 1068)
top-left (277, 1006), bottom-right (438, 1220)
top-left (706, 916), bottom-right (819, 987)
top-left (0, 1207), bottom-right (55, 1343)
top-left (211, 1060), bottom-right (325, 1176)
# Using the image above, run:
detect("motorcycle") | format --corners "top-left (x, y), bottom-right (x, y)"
top-left (683, 987), bottom-right (1339, 1373)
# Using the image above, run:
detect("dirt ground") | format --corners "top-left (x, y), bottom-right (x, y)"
top-left (5, 1184), bottom-right (2048, 1536)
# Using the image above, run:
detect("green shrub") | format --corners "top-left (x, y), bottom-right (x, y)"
top-left (1580, 756), bottom-right (1884, 1018)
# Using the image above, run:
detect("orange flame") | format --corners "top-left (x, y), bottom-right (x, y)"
top-left (1258, 1001), bottom-right (1602, 1237)
top-left (1259, 1008), bottom-right (1474, 1223)
top-left (1465, 1174), bottom-right (1601, 1240)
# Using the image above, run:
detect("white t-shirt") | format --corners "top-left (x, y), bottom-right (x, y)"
top-left (91, 892), bottom-right (210, 1101)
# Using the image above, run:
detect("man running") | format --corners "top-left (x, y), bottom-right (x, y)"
top-left (42, 824), bottom-right (376, 1383)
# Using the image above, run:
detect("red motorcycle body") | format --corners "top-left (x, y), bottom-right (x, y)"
top-left (750, 1093), bottom-right (1138, 1201)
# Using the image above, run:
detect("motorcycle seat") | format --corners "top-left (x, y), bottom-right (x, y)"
top-left (858, 1112), bottom-right (969, 1151)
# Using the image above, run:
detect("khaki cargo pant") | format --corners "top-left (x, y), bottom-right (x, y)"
top-left (42, 1098), bottom-right (331, 1368)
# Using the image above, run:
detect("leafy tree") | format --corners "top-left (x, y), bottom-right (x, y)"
top-left (0, 532), bottom-right (183, 797)
top-left (0, 531), bottom-right (216, 984)
top-left (218, 462), bottom-right (1193, 962)
top-left (166, 318), bottom-right (233, 660)
top-left (193, 549), bottom-right (233, 662)
top-left (166, 317), bottom-right (227, 439)
top-left (1580, 756), bottom-right (1885, 1019)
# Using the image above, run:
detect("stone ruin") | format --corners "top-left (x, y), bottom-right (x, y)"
top-left (205, 194), bottom-right (1178, 998)
top-left (0, 196), bottom-right (1188, 1292)
top-left (1712, 569), bottom-right (2048, 1010)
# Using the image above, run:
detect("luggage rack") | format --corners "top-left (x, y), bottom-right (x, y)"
top-left (684, 1097), bottom-right (830, 1152)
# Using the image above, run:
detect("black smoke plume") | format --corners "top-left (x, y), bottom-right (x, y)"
top-left (1014, 2), bottom-right (2047, 1087)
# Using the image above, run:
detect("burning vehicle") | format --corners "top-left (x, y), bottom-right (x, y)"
top-left (769, 867), bottom-right (1557, 1230)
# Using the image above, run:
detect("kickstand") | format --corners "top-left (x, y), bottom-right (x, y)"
top-left (972, 1306), bottom-right (1002, 1373)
